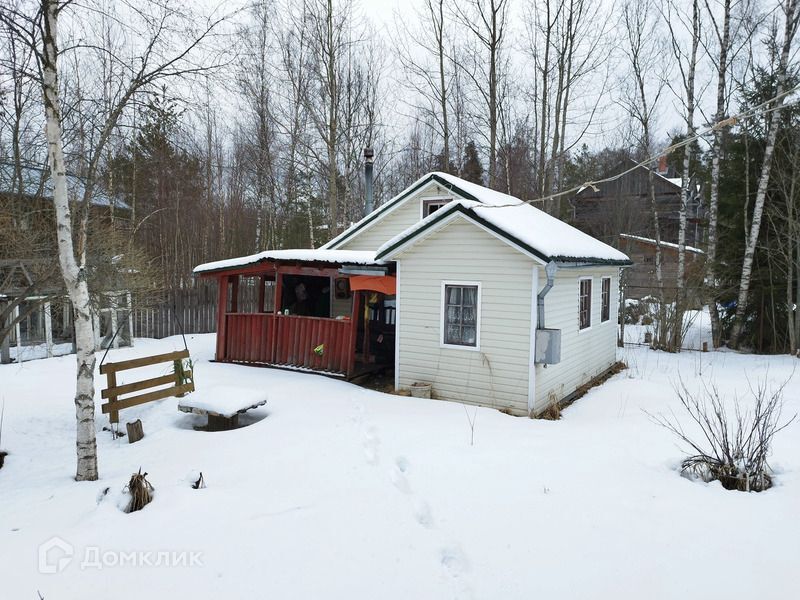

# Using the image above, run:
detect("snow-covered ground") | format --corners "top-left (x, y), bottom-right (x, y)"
top-left (1, 334), bottom-right (798, 599)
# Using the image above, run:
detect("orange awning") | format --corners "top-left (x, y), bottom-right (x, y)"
top-left (349, 274), bottom-right (396, 295)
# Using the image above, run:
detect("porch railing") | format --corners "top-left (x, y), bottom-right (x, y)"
top-left (222, 313), bottom-right (354, 375)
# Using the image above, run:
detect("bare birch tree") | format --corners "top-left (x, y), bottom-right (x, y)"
top-left (663, 0), bottom-right (702, 350)
top-left (392, 0), bottom-right (453, 171)
top-left (619, 0), bottom-right (671, 348)
top-left (729, 0), bottom-right (798, 348)
top-left (703, 0), bottom-right (734, 347)
top-left (524, 0), bottom-right (614, 211)
top-left (453, 0), bottom-right (509, 189)
top-left (1, 0), bottom-right (226, 480)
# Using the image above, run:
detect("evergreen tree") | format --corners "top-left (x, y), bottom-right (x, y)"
top-left (461, 140), bottom-right (484, 184)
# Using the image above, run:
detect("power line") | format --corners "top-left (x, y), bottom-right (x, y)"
top-left (486, 82), bottom-right (800, 209)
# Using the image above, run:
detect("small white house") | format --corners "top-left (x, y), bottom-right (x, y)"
top-left (195, 172), bottom-right (632, 416)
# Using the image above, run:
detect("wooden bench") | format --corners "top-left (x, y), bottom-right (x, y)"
top-left (178, 386), bottom-right (267, 431)
top-left (101, 349), bottom-right (195, 424)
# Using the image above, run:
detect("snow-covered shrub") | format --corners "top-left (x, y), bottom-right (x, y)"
top-left (653, 379), bottom-right (795, 492)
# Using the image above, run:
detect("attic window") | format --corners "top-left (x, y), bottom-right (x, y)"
top-left (423, 198), bottom-right (450, 217)
top-left (579, 278), bottom-right (592, 330)
top-left (441, 282), bottom-right (480, 349)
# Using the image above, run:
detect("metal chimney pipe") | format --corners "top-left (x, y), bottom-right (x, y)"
top-left (364, 147), bottom-right (374, 216)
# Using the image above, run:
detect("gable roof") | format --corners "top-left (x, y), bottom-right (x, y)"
top-left (0, 161), bottom-right (130, 210)
top-left (322, 171), bottom-right (523, 250)
top-left (377, 199), bottom-right (632, 265)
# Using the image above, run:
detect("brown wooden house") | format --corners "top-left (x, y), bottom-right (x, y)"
top-left (569, 158), bottom-right (706, 300)
top-left (619, 234), bottom-right (706, 307)
top-left (0, 161), bottom-right (132, 363)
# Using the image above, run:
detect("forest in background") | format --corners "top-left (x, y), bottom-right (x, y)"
top-left (1, 0), bottom-right (798, 353)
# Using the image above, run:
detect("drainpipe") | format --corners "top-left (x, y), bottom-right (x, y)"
top-left (537, 261), bottom-right (558, 329)
top-left (364, 147), bottom-right (374, 216)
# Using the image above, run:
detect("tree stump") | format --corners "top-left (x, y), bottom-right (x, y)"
top-left (126, 419), bottom-right (144, 444)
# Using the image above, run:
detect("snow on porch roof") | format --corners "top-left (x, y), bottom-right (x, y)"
top-left (377, 199), bottom-right (632, 265)
top-left (193, 249), bottom-right (383, 275)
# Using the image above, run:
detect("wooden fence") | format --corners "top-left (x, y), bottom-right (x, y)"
top-left (132, 282), bottom-right (228, 339)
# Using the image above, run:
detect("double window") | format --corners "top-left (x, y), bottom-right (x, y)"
top-left (442, 282), bottom-right (480, 348)
top-left (579, 278), bottom-right (592, 330)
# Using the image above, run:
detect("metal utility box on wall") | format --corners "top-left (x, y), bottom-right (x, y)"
top-left (535, 328), bottom-right (561, 364)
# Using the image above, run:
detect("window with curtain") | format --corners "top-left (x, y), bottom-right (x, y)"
top-left (601, 277), bottom-right (611, 322)
top-left (579, 278), bottom-right (592, 330)
top-left (443, 284), bottom-right (479, 346)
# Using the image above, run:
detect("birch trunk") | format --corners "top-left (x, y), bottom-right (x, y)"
top-left (325, 0), bottom-right (339, 235)
top-left (674, 0), bottom-right (700, 351)
top-left (435, 0), bottom-right (449, 170)
top-left (795, 236), bottom-right (800, 354)
top-left (730, 0), bottom-right (797, 348)
top-left (41, 0), bottom-right (98, 481)
top-left (705, 0), bottom-right (732, 349)
top-left (647, 166), bottom-right (667, 347)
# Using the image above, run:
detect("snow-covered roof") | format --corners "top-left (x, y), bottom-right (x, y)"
top-left (620, 233), bottom-right (705, 254)
top-left (193, 249), bottom-right (382, 274)
top-left (0, 161), bottom-right (130, 210)
top-left (322, 171), bottom-right (523, 250)
top-left (377, 199), bottom-right (632, 265)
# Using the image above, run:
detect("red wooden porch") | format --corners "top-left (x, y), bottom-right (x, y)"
top-left (196, 253), bottom-right (395, 379)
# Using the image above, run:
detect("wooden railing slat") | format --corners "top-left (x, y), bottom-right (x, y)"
top-left (101, 371), bottom-right (193, 399)
top-left (102, 382), bottom-right (195, 414)
top-left (100, 349), bottom-right (189, 374)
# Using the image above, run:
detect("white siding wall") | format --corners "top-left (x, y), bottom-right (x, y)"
top-left (336, 184), bottom-right (456, 251)
top-left (533, 267), bottom-right (619, 412)
top-left (395, 218), bottom-right (534, 415)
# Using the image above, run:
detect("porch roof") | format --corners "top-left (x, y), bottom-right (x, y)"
top-left (193, 249), bottom-right (384, 275)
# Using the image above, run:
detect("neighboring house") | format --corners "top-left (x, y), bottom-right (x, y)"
top-left (619, 233), bottom-right (706, 307)
top-left (569, 158), bottom-right (706, 301)
top-left (194, 172), bottom-right (632, 416)
top-left (0, 161), bottom-right (132, 363)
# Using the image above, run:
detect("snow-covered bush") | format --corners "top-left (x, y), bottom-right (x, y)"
top-left (653, 378), bottom-right (795, 492)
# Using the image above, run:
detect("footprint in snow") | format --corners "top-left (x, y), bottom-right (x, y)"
top-left (395, 455), bottom-right (409, 473)
top-left (363, 426), bottom-right (380, 466)
top-left (350, 402), bottom-right (365, 425)
top-left (390, 466), bottom-right (411, 494)
top-left (440, 545), bottom-right (470, 576)
top-left (413, 498), bottom-right (435, 528)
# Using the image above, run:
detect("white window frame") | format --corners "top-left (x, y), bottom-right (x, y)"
top-left (440, 280), bottom-right (482, 351)
top-left (420, 196), bottom-right (453, 219)
top-left (600, 276), bottom-right (612, 323)
top-left (578, 276), bottom-right (593, 333)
